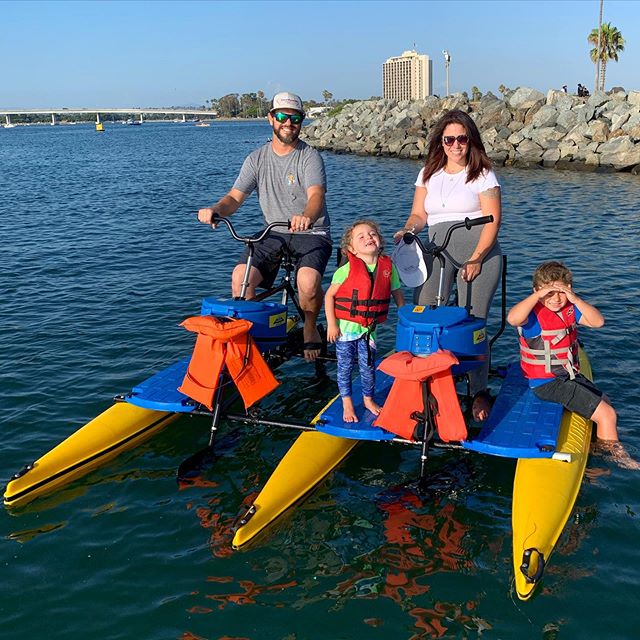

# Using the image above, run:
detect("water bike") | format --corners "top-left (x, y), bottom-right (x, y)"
top-left (3, 217), bottom-right (330, 508)
top-left (4, 215), bottom-right (594, 601)
top-left (229, 217), bottom-right (594, 602)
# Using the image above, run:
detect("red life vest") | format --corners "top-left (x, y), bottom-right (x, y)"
top-left (178, 316), bottom-right (279, 410)
top-left (373, 350), bottom-right (467, 443)
top-left (519, 303), bottom-right (579, 380)
top-left (334, 253), bottom-right (392, 328)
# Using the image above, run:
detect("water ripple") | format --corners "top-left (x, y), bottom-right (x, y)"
top-left (2, 122), bottom-right (640, 639)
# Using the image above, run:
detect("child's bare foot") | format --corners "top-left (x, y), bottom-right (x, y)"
top-left (342, 396), bottom-right (358, 422)
top-left (363, 396), bottom-right (381, 416)
top-left (597, 440), bottom-right (640, 470)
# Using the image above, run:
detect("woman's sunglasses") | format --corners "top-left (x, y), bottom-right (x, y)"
top-left (442, 135), bottom-right (469, 146)
top-left (273, 111), bottom-right (304, 125)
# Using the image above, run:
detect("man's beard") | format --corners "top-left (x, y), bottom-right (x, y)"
top-left (274, 126), bottom-right (299, 145)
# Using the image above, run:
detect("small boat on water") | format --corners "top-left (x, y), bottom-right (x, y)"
top-left (3, 216), bottom-right (595, 601)
top-left (195, 121), bottom-right (210, 127)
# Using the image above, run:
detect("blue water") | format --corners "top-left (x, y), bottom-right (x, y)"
top-left (1, 121), bottom-right (640, 639)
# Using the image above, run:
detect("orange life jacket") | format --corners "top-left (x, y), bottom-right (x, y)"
top-left (519, 303), bottom-right (579, 380)
top-left (373, 350), bottom-right (467, 442)
top-left (178, 316), bottom-right (279, 411)
top-left (334, 253), bottom-right (392, 327)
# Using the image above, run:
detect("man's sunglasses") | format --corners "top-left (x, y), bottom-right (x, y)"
top-left (273, 111), bottom-right (304, 125)
top-left (442, 135), bottom-right (469, 146)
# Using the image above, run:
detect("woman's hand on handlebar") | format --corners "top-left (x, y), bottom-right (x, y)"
top-left (461, 259), bottom-right (482, 282)
top-left (393, 225), bottom-right (417, 244)
top-left (290, 214), bottom-right (312, 232)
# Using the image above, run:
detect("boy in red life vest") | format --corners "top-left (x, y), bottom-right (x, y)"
top-left (325, 220), bottom-right (405, 422)
top-left (507, 261), bottom-right (639, 469)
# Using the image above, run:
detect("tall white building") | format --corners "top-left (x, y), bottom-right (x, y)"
top-left (382, 50), bottom-right (432, 101)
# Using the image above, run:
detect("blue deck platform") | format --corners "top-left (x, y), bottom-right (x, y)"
top-left (124, 357), bottom-right (196, 413)
top-left (462, 364), bottom-right (563, 458)
top-left (315, 367), bottom-right (396, 441)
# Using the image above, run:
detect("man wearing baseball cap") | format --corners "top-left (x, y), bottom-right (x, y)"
top-left (197, 91), bottom-right (331, 362)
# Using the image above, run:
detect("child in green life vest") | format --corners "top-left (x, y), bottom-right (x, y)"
top-left (325, 220), bottom-right (404, 422)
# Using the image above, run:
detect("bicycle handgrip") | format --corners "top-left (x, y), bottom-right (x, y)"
top-left (464, 215), bottom-right (494, 229)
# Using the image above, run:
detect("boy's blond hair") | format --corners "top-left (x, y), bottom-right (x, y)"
top-left (532, 261), bottom-right (573, 289)
top-left (340, 219), bottom-right (385, 256)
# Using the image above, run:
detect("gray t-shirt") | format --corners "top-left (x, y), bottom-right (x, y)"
top-left (233, 140), bottom-right (330, 237)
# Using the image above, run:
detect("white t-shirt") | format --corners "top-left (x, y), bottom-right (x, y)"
top-left (415, 167), bottom-right (500, 226)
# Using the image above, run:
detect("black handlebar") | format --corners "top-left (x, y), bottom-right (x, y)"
top-left (464, 215), bottom-right (494, 229)
top-left (403, 215), bottom-right (494, 257)
top-left (211, 215), bottom-right (291, 245)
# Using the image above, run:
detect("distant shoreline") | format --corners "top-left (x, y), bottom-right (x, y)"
top-left (1, 116), bottom-right (266, 127)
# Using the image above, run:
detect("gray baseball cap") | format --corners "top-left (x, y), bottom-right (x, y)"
top-left (271, 92), bottom-right (304, 114)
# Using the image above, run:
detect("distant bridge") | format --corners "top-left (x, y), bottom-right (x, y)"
top-left (0, 108), bottom-right (217, 125)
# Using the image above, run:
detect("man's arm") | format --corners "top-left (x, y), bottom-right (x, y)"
top-left (290, 184), bottom-right (325, 231)
top-left (197, 188), bottom-right (248, 225)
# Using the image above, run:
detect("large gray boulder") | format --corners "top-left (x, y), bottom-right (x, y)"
top-left (556, 109), bottom-right (578, 131)
top-left (532, 105), bottom-right (559, 128)
top-left (515, 139), bottom-right (544, 161)
top-left (586, 120), bottom-right (610, 142)
top-left (546, 89), bottom-right (575, 111)
top-left (598, 136), bottom-right (640, 169)
top-left (476, 99), bottom-right (511, 129)
top-left (627, 91), bottom-right (640, 108)
top-left (506, 87), bottom-right (546, 111)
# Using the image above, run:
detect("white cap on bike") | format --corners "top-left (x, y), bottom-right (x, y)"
top-left (392, 240), bottom-right (429, 288)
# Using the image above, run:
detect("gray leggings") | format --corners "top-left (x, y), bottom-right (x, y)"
top-left (413, 222), bottom-right (502, 394)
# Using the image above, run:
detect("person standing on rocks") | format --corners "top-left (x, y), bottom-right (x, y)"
top-left (197, 92), bottom-right (332, 362)
top-left (394, 109), bottom-right (502, 421)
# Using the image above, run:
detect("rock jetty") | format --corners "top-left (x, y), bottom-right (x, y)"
top-left (302, 87), bottom-right (640, 173)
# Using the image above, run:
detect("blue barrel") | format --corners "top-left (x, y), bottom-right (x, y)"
top-left (395, 305), bottom-right (487, 374)
top-left (200, 298), bottom-right (288, 349)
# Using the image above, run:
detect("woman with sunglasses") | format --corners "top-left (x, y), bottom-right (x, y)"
top-left (394, 109), bottom-right (502, 421)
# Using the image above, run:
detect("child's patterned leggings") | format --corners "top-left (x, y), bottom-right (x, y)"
top-left (335, 335), bottom-right (376, 398)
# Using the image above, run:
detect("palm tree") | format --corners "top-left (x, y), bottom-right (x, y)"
top-left (588, 22), bottom-right (625, 92)
top-left (594, 0), bottom-right (604, 92)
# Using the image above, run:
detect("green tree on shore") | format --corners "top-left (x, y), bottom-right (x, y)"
top-left (322, 89), bottom-right (333, 105)
top-left (588, 22), bottom-right (625, 92)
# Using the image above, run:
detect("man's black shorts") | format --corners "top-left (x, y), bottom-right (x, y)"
top-left (237, 231), bottom-right (332, 289)
top-left (532, 372), bottom-right (604, 420)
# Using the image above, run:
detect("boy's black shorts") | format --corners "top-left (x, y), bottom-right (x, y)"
top-left (532, 372), bottom-right (604, 419)
top-left (237, 231), bottom-right (332, 289)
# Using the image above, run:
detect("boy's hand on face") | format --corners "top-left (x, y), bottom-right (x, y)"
top-left (534, 284), bottom-right (557, 300)
top-left (553, 282), bottom-right (578, 303)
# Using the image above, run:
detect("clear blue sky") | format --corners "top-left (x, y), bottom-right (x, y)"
top-left (2, 0), bottom-right (638, 108)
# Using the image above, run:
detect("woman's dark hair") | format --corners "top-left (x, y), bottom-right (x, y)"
top-left (421, 110), bottom-right (492, 184)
